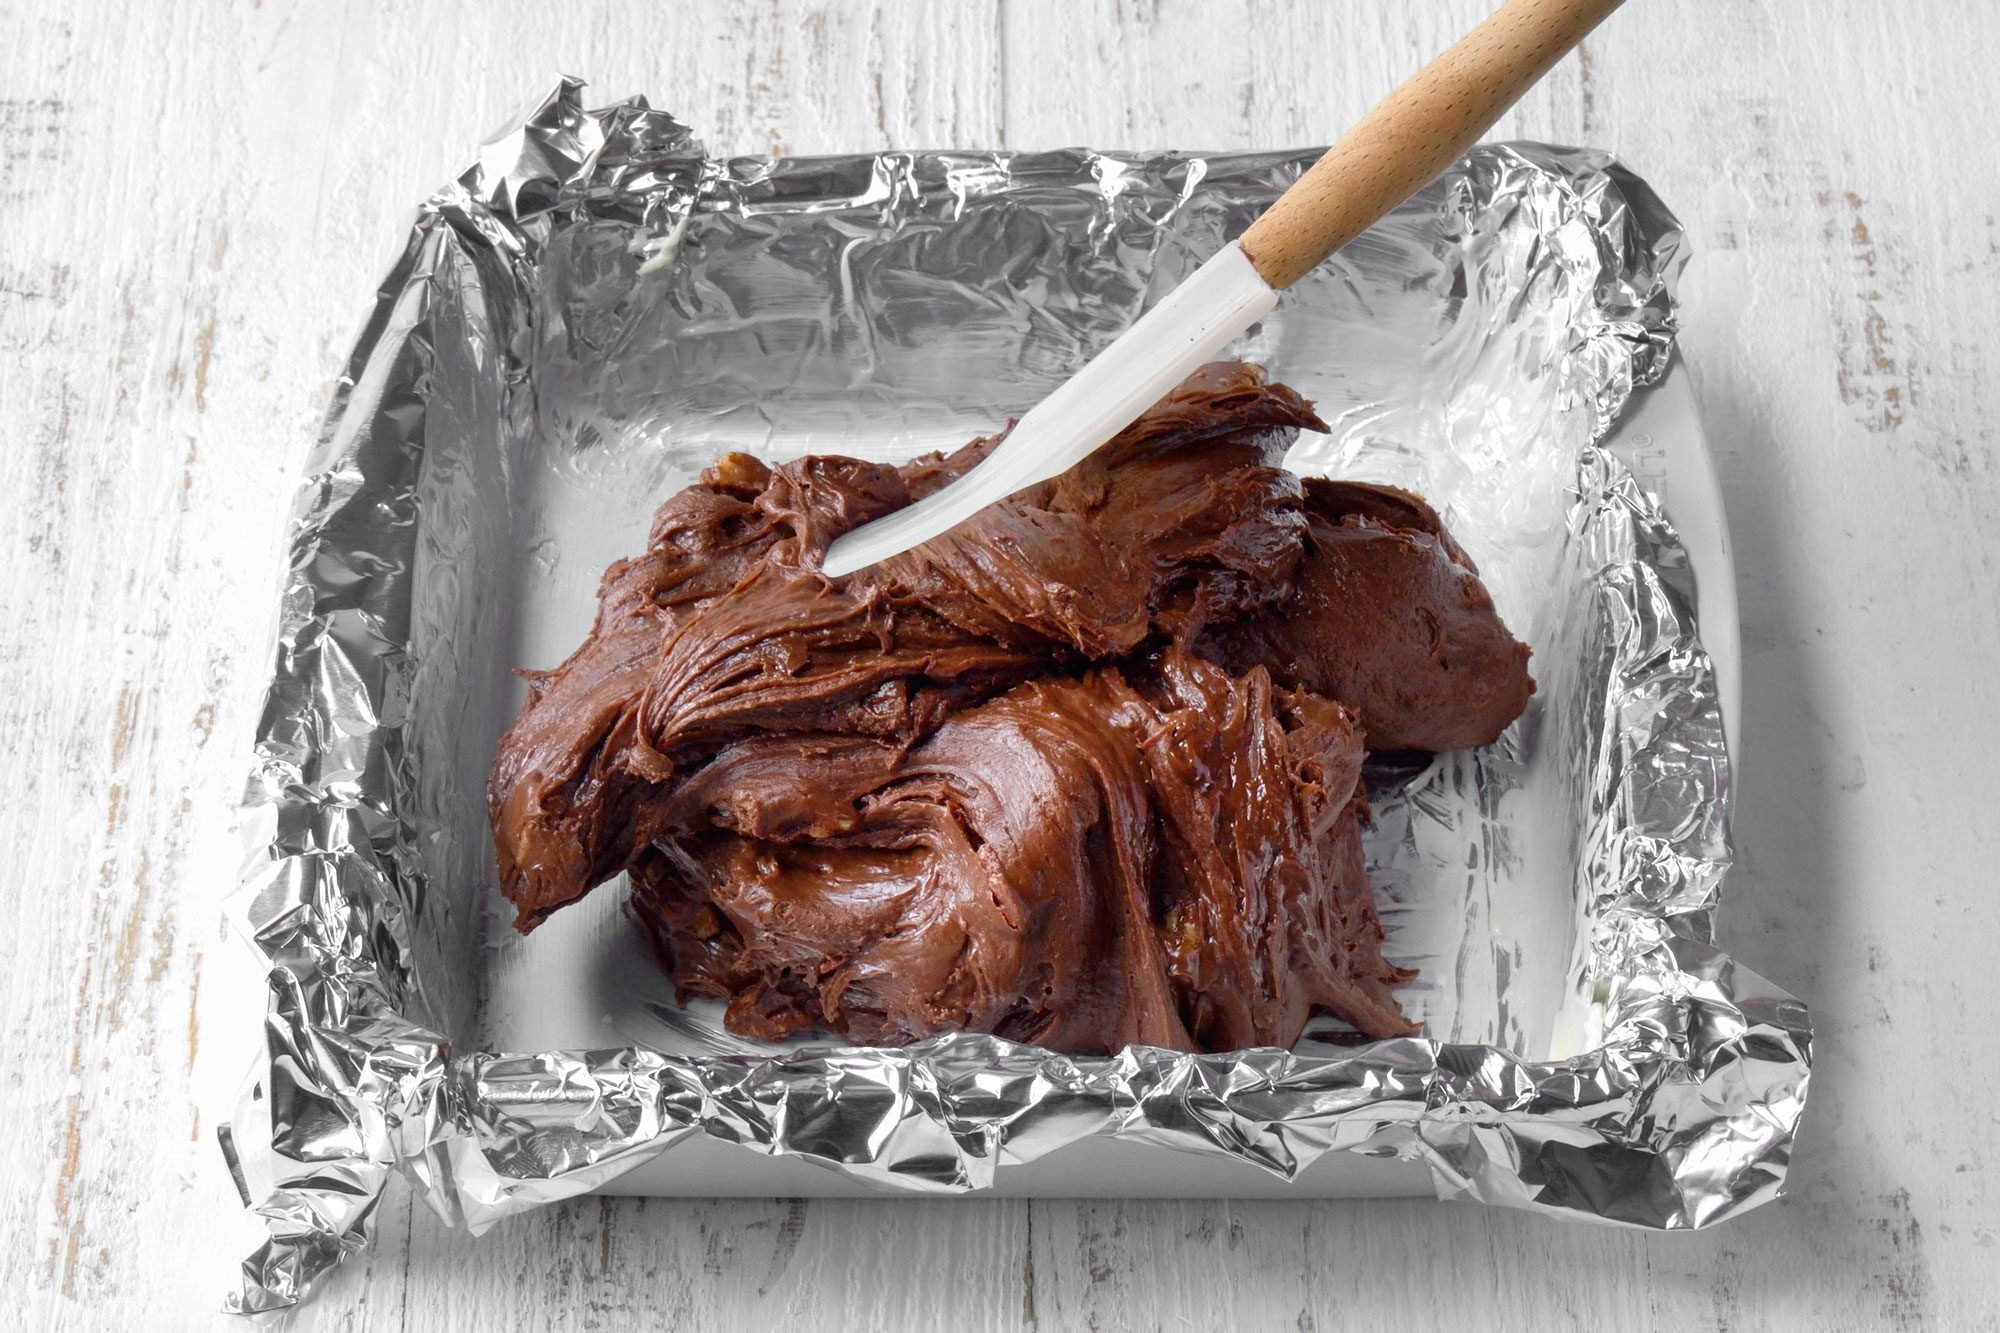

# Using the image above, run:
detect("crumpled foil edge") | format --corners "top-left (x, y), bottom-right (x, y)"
top-left (218, 78), bottom-right (1812, 1314)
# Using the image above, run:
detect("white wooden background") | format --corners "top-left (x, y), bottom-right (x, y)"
top-left (3, 1), bottom-right (1996, 1328)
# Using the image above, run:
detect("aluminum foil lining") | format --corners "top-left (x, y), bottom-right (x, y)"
top-left (219, 78), bottom-right (1812, 1314)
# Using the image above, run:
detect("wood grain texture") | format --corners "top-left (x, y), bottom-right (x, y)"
top-left (2, 1), bottom-right (1995, 1329)
top-left (1240, 0), bottom-right (1624, 287)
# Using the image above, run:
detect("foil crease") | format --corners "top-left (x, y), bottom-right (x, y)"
top-left (220, 79), bottom-right (1811, 1314)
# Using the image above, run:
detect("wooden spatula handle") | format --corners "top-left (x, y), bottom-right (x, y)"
top-left (1239, 0), bottom-right (1625, 290)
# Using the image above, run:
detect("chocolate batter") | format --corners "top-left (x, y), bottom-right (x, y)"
top-left (1197, 478), bottom-right (1535, 752)
top-left (489, 363), bottom-right (1532, 1053)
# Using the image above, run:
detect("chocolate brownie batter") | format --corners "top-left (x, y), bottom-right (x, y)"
top-left (489, 363), bottom-right (1532, 1053)
top-left (1197, 479), bottom-right (1536, 752)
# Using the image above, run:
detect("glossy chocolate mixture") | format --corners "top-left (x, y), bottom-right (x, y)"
top-left (489, 363), bottom-right (1533, 1053)
top-left (1195, 479), bottom-right (1534, 752)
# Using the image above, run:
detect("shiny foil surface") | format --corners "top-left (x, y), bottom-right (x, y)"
top-left (220, 79), bottom-right (1812, 1314)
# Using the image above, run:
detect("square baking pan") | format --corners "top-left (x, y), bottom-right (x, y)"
top-left (222, 80), bottom-right (1806, 1310)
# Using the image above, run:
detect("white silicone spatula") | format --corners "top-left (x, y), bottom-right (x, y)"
top-left (819, 0), bottom-right (1626, 578)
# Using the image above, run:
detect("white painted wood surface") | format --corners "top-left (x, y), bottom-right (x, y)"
top-left (3, 1), bottom-right (1995, 1328)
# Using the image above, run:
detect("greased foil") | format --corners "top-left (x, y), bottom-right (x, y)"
top-left (220, 79), bottom-right (1812, 1313)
